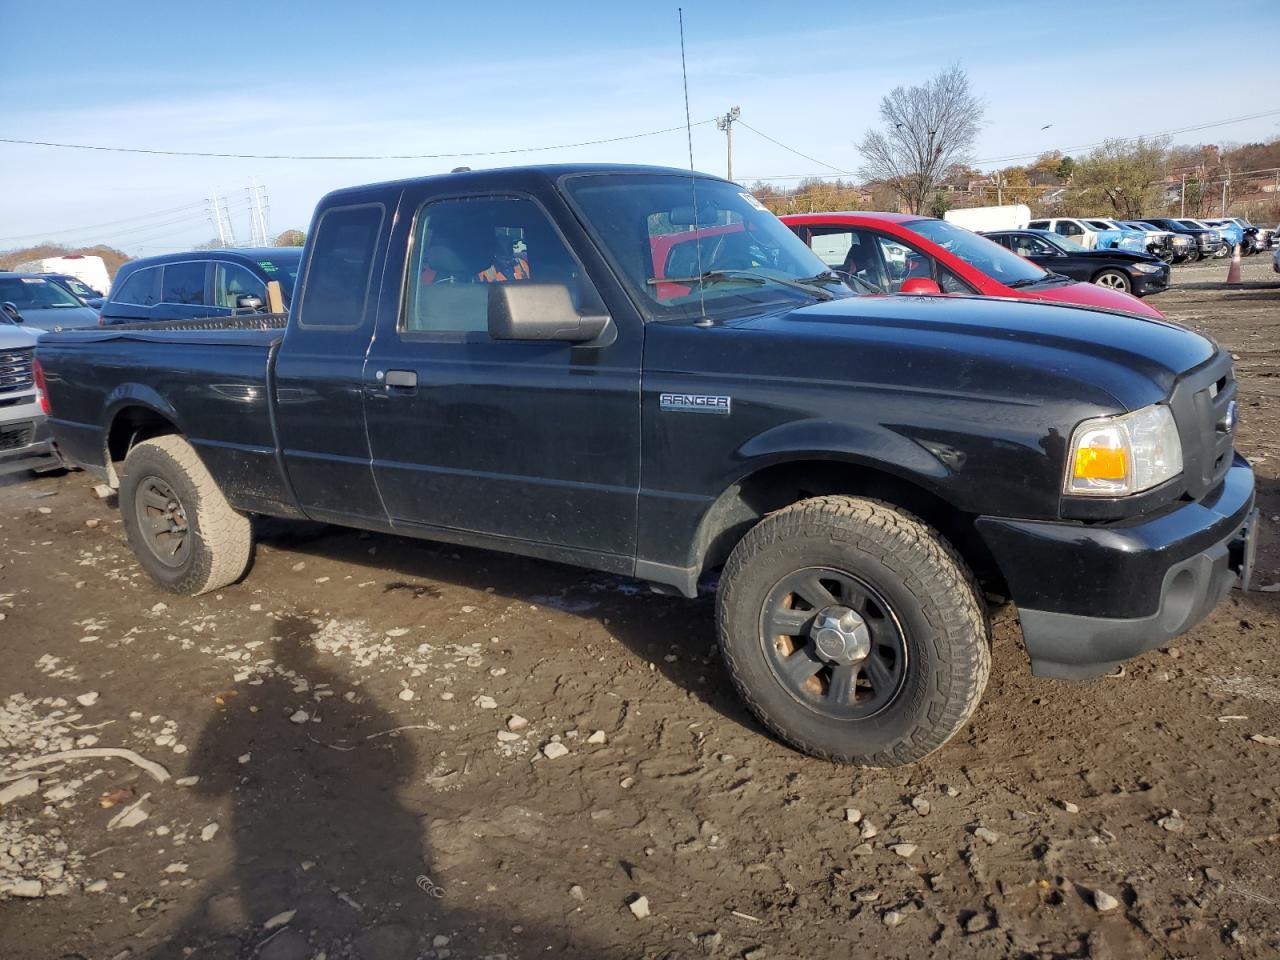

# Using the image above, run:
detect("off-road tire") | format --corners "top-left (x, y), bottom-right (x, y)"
top-left (119, 435), bottom-right (253, 595)
top-left (716, 495), bottom-right (990, 766)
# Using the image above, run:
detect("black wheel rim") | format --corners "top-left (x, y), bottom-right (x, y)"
top-left (135, 475), bottom-right (191, 568)
top-left (759, 566), bottom-right (907, 721)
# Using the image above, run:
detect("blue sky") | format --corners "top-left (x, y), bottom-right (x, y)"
top-left (2, 0), bottom-right (1277, 254)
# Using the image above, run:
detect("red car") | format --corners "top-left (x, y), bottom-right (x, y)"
top-left (780, 212), bottom-right (1165, 319)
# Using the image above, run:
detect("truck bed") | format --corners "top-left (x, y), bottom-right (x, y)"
top-left (37, 318), bottom-right (290, 514)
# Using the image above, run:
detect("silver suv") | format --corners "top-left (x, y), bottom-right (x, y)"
top-left (0, 320), bottom-right (59, 476)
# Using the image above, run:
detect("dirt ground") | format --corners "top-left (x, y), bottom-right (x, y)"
top-left (1, 255), bottom-right (1277, 960)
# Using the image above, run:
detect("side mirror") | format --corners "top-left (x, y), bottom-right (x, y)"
top-left (235, 294), bottom-right (265, 312)
top-left (488, 283), bottom-right (611, 343)
top-left (899, 277), bottom-right (942, 296)
top-left (2, 301), bottom-right (23, 323)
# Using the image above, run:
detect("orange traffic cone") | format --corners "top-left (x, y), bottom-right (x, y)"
top-left (1226, 243), bottom-right (1242, 284)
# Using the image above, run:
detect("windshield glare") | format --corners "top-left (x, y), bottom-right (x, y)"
top-left (564, 175), bottom-right (837, 320)
top-left (0, 276), bottom-right (85, 309)
top-left (904, 219), bottom-right (1049, 284)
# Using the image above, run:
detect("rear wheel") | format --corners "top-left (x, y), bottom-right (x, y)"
top-left (716, 496), bottom-right (990, 766)
top-left (119, 435), bottom-right (253, 595)
top-left (1093, 269), bottom-right (1131, 293)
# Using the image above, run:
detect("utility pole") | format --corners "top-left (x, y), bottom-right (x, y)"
top-left (249, 177), bottom-right (268, 246)
top-left (716, 106), bottom-right (740, 181)
top-left (990, 171), bottom-right (1004, 205)
top-left (1180, 173), bottom-right (1186, 218)
top-left (1221, 165), bottom-right (1231, 217)
top-left (209, 188), bottom-right (226, 247)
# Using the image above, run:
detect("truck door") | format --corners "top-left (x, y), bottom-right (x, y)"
top-left (272, 195), bottom-right (397, 526)
top-left (362, 186), bottom-right (642, 568)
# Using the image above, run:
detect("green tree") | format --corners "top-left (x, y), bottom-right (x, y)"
top-left (1069, 137), bottom-right (1170, 218)
top-left (274, 229), bottom-right (305, 247)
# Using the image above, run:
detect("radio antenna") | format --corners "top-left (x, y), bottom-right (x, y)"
top-left (678, 7), bottom-right (710, 325)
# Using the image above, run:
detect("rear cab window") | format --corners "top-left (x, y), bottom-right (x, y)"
top-left (297, 204), bottom-right (385, 329)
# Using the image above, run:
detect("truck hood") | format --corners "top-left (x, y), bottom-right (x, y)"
top-left (10, 305), bottom-right (100, 331)
top-left (0, 323), bottom-right (42, 347)
top-left (740, 293), bottom-right (1215, 409)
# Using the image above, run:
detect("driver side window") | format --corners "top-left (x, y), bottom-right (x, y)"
top-left (402, 195), bottom-right (589, 335)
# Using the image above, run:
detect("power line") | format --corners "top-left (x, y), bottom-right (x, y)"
top-left (0, 119), bottom-right (718, 162)
top-left (0, 199), bottom-right (212, 244)
top-left (738, 107), bottom-right (1280, 183)
top-left (737, 120), bottom-right (853, 176)
top-left (972, 107), bottom-right (1280, 165)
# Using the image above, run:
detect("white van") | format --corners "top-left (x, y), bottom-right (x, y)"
top-left (13, 255), bottom-right (111, 296)
top-left (943, 204), bottom-right (1031, 233)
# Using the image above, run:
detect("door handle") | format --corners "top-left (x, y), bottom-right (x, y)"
top-left (383, 369), bottom-right (418, 388)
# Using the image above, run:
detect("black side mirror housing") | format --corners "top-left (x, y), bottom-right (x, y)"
top-left (2, 301), bottom-right (23, 323)
top-left (487, 283), bottom-right (611, 343)
top-left (235, 294), bottom-right (265, 312)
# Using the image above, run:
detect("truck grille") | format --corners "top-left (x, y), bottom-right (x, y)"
top-left (0, 423), bottom-right (34, 452)
top-left (0, 348), bottom-right (34, 396)
top-left (1169, 351), bottom-right (1236, 500)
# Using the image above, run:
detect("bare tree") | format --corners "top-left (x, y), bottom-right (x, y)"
top-left (856, 66), bottom-right (984, 214)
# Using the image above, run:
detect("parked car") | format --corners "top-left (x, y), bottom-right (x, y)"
top-left (98, 248), bottom-right (303, 326)
top-left (1125, 221), bottom-right (1194, 263)
top-left (1274, 241), bottom-right (1279, 274)
top-left (0, 317), bottom-right (60, 476)
top-left (1027, 217), bottom-right (1138, 252)
top-left (42, 273), bottom-right (106, 310)
top-left (1194, 218), bottom-right (1244, 254)
top-left (1081, 218), bottom-right (1149, 253)
top-left (1143, 218), bottom-right (1225, 261)
top-left (781, 211), bottom-right (1165, 316)
top-left (37, 164), bottom-right (1257, 767)
top-left (1202, 217), bottom-right (1269, 255)
top-left (0, 273), bottom-right (102, 330)
top-left (983, 229), bottom-right (1171, 297)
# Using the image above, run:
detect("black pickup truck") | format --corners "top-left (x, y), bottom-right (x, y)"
top-left (37, 165), bottom-right (1258, 766)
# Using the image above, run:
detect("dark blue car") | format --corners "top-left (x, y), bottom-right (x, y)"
top-left (99, 248), bottom-right (302, 326)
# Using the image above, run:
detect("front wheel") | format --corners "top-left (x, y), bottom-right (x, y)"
top-left (1093, 269), bottom-right (1131, 293)
top-left (119, 435), bottom-right (253, 595)
top-left (716, 496), bottom-right (990, 766)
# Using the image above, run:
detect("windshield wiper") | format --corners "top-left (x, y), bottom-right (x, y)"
top-left (1004, 278), bottom-right (1041, 288)
top-left (822, 269), bottom-right (879, 295)
top-left (648, 269), bottom-right (834, 301)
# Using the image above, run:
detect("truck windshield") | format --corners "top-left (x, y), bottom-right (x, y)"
top-left (903, 219), bottom-right (1050, 284)
top-left (0, 276), bottom-right (85, 309)
top-left (564, 174), bottom-right (843, 320)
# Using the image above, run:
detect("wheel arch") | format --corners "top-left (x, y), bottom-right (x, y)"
top-left (102, 386), bottom-right (185, 486)
top-left (690, 454), bottom-right (1007, 599)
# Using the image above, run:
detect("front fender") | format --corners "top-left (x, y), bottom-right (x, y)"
top-left (736, 418), bottom-right (952, 487)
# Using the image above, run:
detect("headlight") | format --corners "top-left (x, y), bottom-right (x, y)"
top-left (1132, 262), bottom-right (1163, 274)
top-left (1065, 404), bottom-right (1182, 497)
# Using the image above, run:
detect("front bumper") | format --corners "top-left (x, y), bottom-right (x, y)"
top-left (0, 413), bottom-right (60, 477)
top-left (1199, 239), bottom-right (1225, 255)
top-left (976, 456), bottom-right (1256, 679)
top-left (1131, 269), bottom-right (1170, 296)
